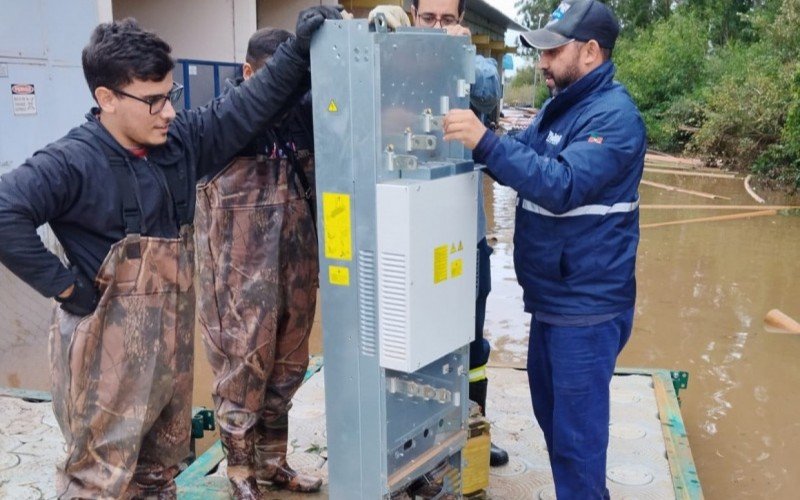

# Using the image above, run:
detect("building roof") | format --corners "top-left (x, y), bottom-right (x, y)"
top-left (468, 0), bottom-right (527, 32)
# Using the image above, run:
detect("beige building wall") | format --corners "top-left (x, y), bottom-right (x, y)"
top-left (112, 0), bottom-right (256, 62)
top-left (256, 0), bottom-right (336, 31)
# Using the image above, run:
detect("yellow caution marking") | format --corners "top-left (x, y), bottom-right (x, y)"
top-left (322, 193), bottom-right (352, 261)
top-left (329, 265), bottom-right (350, 286)
top-left (468, 365), bottom-right (487, 382)
top-left (462, 431), bottom-right (490, 494)
top-left (327, 99), bottom-right (338, 113)
top-left (434, 245), bottom-right (448, 284)
top-left (451, 258), bottom-right (463, 279)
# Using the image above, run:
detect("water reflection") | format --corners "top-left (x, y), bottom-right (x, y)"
top-left (482, 166), bottom-right (800, 498)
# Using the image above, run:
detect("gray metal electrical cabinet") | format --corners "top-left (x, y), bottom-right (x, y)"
top-left (310, 18), bottom-right (478, 499)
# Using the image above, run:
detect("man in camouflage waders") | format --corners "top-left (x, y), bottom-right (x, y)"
top-left (194, 28), bottom-right (321, 498)
top-left (0, 7), bottom-right (341, 499)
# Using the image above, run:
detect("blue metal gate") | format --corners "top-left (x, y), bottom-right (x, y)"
top-left (174, 59), bottom-right (241, 111)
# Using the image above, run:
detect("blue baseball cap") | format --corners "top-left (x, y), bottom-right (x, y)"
top-left (520, 0), bottom-right (620, 50)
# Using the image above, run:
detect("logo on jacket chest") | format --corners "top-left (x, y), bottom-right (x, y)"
top-left (546, 130), bottom-right (563, 146)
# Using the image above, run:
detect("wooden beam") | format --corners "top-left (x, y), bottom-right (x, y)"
top-left (744, 174), bottom-right (766, 204)
top-left (764, 309), bottom-right (800, 334)
top-left (644, 152), bottom-right (704, 167)
top-left (641, 204), bottom-right (800, 210)
top-left (640, 179), bottom-right (731, 200)
top-left (641, 209), bottom-right (777, 229)
top-left (644, 167), bottom-right (737, 179)
top-left (387, 431), bottom-right (467, 489)
top-left (471, 34), bottom-right (491, 46)
top-left (489, 40), bottom-right (506, 50)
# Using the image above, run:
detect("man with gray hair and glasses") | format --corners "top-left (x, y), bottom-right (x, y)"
top-left (443, 1), bottom-right (646, 497)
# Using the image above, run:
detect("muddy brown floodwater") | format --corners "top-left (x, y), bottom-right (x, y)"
top-left (483, 164), bottom-right (800, 499)
top-left (2, 159), bottom-right (798, 498)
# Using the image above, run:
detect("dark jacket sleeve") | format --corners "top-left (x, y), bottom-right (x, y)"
top-left (0, 149), bottom-right (80, 297)
top-left (173, 39), bottom-right (311, 179)
top-left (474, 106), bottom-right (645, 213)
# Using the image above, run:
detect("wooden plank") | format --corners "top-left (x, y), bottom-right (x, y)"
top-left (387, 430), bottom-right (467, 490)
top-left (644, 167), bottom-right (737, 179)
top-left (640, 179), bottom-right (731, 200)
top-left (645, 152), bottom-right (704, 167)
top-left (489, 41), bottom-right (506, 50)
top-left (641, 204), bottom-right (800, 210)
top-left (0, 387), bottom-right (51, 401)
top-left (650, 371), bottom-right (705, 500)
top-left (492, 46), bottom-right (518, 54)
top-left (744, 175), bottom-right (766, 204)
top-left (641, 210), bottom-right (777, 229)
top-left (764, 309), bottom-right (800, 334)
top-left (471, 34), bottom-right (491, 46)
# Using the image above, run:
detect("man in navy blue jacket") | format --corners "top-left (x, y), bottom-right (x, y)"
top-left (443, 1), bottom-right (646, 497)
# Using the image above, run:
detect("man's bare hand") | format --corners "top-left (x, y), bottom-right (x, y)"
top-left (58, 284), bottom-right (75, 299)
top-left (444, 24), bottom-right (471, 37)
top-left (443, 109), bottom-right (488, 150)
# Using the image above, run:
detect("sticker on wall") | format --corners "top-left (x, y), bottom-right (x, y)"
top-left (322, 192), bottom-right (352, 261)
top-left (327, 99), bottom-right (338, 113)
top-left (11, 83), bottom-right (36, 116)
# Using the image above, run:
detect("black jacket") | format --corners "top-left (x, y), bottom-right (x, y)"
top-left (0, 41), bottom-right (310, 298)
top-left (222, 76), bottom-right (314, 158)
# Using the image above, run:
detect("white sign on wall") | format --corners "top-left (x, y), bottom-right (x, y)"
top-left (11, 83), bottom-right (37, 116)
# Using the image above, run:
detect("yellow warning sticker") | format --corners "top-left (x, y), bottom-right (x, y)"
top-left (434, 245), bottom-right (449, 284)
top-left (328, 99), bottom-right (338, 113)
top-left (457, 241), bottom-right (463, 251)
top-left (322, 192), bottom-right (352, 261)
top-left (329, 265), bottom-right (350, 286)
top-left (450, 243), bottom-right (457, 254)
top-left (451, 258), bottom-right (463, 279)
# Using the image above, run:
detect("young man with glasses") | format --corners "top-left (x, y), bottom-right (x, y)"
top-left (369, 0), bottom-right (509, 468)
top-left (443, 1), bottom-right (647, 497)
top-left (0, 7), bottom-right (340, 499)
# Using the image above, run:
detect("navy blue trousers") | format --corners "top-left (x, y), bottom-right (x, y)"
top-left (470, 237), bottom-right (493, 370)
top-left (527, 307), bottom-right (634, 499)
top-left (468, 238), bottom-right (492, 412)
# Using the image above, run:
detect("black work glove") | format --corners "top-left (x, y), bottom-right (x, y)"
top-left (294, 5), bottom-right (344, 58)
top-left (55, 270), bottom-right (100, 317)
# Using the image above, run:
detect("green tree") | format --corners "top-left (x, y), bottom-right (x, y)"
top-left (515, 0), bottom-right (672, 33)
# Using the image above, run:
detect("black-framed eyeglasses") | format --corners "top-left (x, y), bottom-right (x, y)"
top-left (416, 12), bottom-right (459, 27)
top-left (111, 82), bottom-right (183, 115)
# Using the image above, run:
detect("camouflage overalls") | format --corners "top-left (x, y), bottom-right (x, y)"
top-left (49, 227), bottom-right (195, 498)
top-left (195, 149), bottom-right (319, 495)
